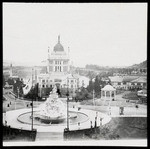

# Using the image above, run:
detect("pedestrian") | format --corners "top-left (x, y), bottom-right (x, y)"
top-left (5, 120), bottom-right (7, 126)
top-left (95, 117), bottom-right (97, 128)
top-left (78, 122), bottom-right (80, 130)
top-left (90, 121), bottom-right (93, 128)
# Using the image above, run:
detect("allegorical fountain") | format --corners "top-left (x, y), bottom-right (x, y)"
top-left (33, 85), bottom-right (67, 124)
top-left (5, 84), bottom-right (111, 139)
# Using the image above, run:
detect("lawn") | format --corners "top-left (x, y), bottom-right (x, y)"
top-left (122, 91), bottom-right (139, 101)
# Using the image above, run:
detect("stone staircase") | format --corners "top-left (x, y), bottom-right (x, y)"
top-left (35, 131), bottom-right (64, 141)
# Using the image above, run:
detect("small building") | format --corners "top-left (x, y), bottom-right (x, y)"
top-left (101, 84), bottom-right (116, 101)
top-left (130, 76), bottom-right (147, 89)
top-left (109, 76), bottom-right (123, 89)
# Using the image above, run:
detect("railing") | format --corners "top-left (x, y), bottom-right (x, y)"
top-left (9, 91), bottom-right (17, 98)
top-left (3, 95), bottom-right (9, 101)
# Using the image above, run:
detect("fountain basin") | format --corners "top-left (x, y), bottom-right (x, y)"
top-left (17, 110), bottom-right (89, 126)
top-left (33, 113), bottom-right (66, 124)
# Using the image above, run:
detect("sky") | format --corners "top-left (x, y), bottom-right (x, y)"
top-left (3, 3), bottom-right (147, 67)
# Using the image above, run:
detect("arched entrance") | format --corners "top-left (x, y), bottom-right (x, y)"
top-left (55, 83), bottom-right (60, 89)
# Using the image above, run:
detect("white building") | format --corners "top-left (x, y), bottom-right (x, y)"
top-left (109, 75), bottom-right (147, 90)
top-left (36, 36), bottom-right (89, 97)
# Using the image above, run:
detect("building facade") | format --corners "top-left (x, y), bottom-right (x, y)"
top-left (109, 75), bottom-right (147, 90)
top-left (36, 36), bottom-right (89, 97)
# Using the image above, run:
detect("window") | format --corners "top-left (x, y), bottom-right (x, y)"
top-left (46, 85), bottom-right (48, 88)
top-left (42, 80), bottom-right (45, 83)
top-left (118, 82), bottom-right (121, 85)
top-left (131, 83), bottom-right (135, 85)
top-left (42, 85), bottom-right (45, 88)
top-left (137, 83), bottom-right (141, 86)
top-left (71, 80), bottom-right (74, 83)
top-left (55, 66), bottom-right (57, 72)
top-left (71, 85), bottom-right (73, 88)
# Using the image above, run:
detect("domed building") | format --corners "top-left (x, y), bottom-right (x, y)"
top-left (36, 36), bottom-right (89, 97)
top-left (47, 35), bottom-right (70, 73)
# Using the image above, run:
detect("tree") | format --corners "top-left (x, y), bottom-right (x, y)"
top-left (94, 76), bottom-right (101, 95)
top-left (87, 79), bottom-right (94, 92)
top-left (13, 78), bottom-right (24, 97)
top-left (7, 78), bottom-right (15, 86)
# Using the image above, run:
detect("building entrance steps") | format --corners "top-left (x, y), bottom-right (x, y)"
top-left (35, 131), bottom-right (64, 141)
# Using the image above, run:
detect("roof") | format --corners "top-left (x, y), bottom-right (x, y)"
top-left (109, 76), bottom-right (123, 82)
top-left (122, 76), bottom-right (139, 82)
top-left (131, 76), bottom-right (147, 83)
top-left (101, 85), bottom-right (116, 91)
top-left (53, 36), bottom-right (64, 52)
top-left (138, 89), bottom-right (147, 94)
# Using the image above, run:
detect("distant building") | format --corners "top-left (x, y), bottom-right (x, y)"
top-left (9, 63), bottom-right (19, 80)
top-left (131, 76), bottom-right (147, 89)
top-left (109, 75), bottom-right (147, 90)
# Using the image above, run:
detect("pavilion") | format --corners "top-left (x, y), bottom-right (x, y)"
top-left (101, 84), bottom-right (116, 101)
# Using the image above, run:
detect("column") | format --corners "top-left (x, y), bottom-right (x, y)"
top-left (62, 62), bottom-right (63, 72)
top-left (114, 91), bottom-right (116, 100)
top-left (110, 91), bottom-right (112, 99)
top-left (104, 91), bottom-right (106, 98)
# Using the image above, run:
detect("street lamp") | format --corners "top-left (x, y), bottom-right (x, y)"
top-left (14, 95), bottom-right (16, 110)
top-left (66, 77), bottom-right (69, 131)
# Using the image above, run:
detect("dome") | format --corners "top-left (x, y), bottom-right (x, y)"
top-left (53, 36), bottom-right (64, 52)
top-left (101, 84), bottom-right (116, 91)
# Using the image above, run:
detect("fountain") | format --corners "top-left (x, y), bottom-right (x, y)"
top-left (33, 85), bottom-right (67, 124)
top-left (4, 85), bottom-right (111, 137)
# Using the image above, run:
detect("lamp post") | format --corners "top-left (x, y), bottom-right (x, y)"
top-left (15, 96), bottom-right (16, 110)
top-left (66, 77), bottom-right (69, 130)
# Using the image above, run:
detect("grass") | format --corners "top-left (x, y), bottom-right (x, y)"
top-left (64, 117), bottom-right (147, 140)
top-left (122, 91), bottom-right (138, 100)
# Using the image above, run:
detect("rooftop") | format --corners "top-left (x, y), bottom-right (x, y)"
top-left (101, 84), bottom-right (116, 91)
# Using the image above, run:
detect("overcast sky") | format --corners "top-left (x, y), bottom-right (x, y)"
top-left (3, 3), bottom-right (147, 67)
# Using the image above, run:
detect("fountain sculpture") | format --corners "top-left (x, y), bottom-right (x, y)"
top-left (33, 85), bottom-right (67, 124)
